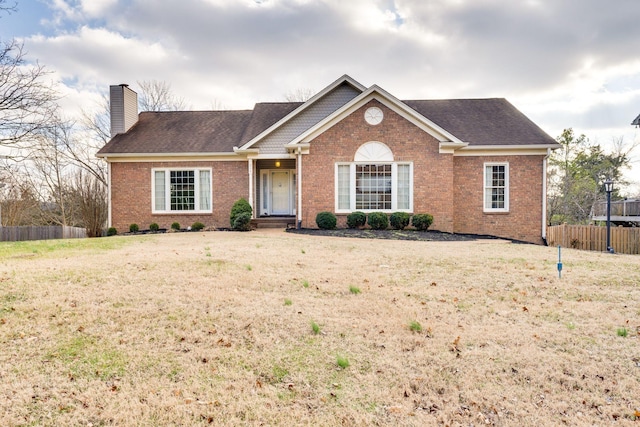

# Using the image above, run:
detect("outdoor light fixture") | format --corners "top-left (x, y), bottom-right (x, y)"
top-left (604, 179), bottom-right (614, 254)
top-left (275, 161), bottom-right (281, 168)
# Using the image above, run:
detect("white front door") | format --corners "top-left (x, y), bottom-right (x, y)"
top-left (271, 171), bottom-right (290, 215)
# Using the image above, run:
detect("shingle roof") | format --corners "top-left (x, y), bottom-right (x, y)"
top-left (97, 110), bottom-right (253, 155)
top-left (632, 113), bottom-right (640, 126)
top-left (98, 97), bottom-right (556, 156)
top-left (403, 98), bottom-right (557, 146)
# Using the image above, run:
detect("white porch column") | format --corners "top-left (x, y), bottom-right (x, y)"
top-left (248, 159), bottom-right (254, 217)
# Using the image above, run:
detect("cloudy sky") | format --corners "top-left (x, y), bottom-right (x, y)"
top-left (2, 0), bottom-right (639, 191)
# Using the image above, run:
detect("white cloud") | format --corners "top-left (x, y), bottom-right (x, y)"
top-left (9, 0), bottom-right (640, 187)
top-left (80, 0), bottom-right (118, 17)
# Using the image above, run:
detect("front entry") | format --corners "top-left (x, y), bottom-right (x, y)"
top-left (260, 169), bottom-right (296, 216)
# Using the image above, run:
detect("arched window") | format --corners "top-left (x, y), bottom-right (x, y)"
top-left (336, 142), bottom-right (412, 212)
top-left (354, 141), bottom-right (394, 162)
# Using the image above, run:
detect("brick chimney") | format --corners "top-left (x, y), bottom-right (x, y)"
top-left (110, 84), bottom-right (138, 137)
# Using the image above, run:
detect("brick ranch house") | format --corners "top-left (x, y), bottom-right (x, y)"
top-left (97, 75), bottom-right (560, 244)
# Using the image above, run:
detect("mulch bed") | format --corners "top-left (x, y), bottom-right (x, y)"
top-left (286, 228), bottom-right (505, 242)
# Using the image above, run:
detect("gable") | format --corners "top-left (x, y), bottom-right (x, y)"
top-left (245, 82), bottom-right (362, 155)
top-left (286, 85), bottom-right (466, 152)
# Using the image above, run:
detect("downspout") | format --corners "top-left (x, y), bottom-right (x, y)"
top-left (107, 160), bottom-right (112, 228)
top-left (297, 147), bottom-right (302, 229)
top-left (541, 148), bottom-right (550, 244)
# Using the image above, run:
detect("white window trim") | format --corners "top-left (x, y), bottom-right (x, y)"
top-left (483, 162), bottom-right (509, 213)
top-left (151, 167), bottom-right (213, 214)
top-left (335, 162), bottom-right (413, 213)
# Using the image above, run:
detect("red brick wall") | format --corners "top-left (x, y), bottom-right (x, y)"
top-left (301, 100), bottom-right (455, 233)
top-left (453, 155), bottom-right (544, 243)
top-left (110, 161), bottom-right (248, 232)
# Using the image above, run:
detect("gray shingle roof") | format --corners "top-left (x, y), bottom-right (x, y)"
top-left (403, 98), bottom-right (557, 146)
top-left (98, 110), bottom-right (253, 154)
top-left (97, 97), bottom-right (556, 156)
top-left (632, 113), bottom-right (640, 126)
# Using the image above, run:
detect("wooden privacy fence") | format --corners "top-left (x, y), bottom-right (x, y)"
top-left (547, 224), bottom-right (640, 255)
top-left (0, 226), bottom-right (87, 242)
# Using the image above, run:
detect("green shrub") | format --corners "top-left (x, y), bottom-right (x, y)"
top-left (367, 212), bottom-right (388, 230)
top-left (171, 222), bottom-right (181, 231)
top-left (191, 221), bottom-right (205, 231)
top-left (315, 211), bottom-right (337, 230)
top-left (129, 223), bottom-right (139, 233)
top-left (232, 212), bottom-right (252, 231)
top-left (411, 213), bottom-right (434, 231)
top-left (149, 223), bottom-right (159, 232)
top-left (346, 211), bottom-right (366, 229)
top-left (389, 212), bottom-right (411, 230)
top-left (230, 198), bottom-right (253, 229)
top-left (107, 227), bottom-right (117, 236)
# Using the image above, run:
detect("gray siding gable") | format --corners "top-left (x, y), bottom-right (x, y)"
top-left (254, 83), bottom-right (361, 155)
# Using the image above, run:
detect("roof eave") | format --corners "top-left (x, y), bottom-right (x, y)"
top-left (460, 143), bottom-right (562, 150)
top-left (97, 151), bottom-right (241, 160)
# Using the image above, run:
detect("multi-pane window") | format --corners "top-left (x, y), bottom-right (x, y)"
top-left (356, 164), bottom-right (392, 210)
top-left (170, 170), bottom-right (195, 210)
top-left (336, 163), bottom-right (412, 212)
top-left (152, 169), bottom-right (212, 213)
top-left (484, 163), bottom-right (509, 212)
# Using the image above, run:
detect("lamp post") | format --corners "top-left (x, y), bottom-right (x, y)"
top-left (604, 179), bottom-right (614, 253)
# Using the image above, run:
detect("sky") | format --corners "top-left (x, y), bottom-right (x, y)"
top-left (2, 0), bottom-right (639, 193)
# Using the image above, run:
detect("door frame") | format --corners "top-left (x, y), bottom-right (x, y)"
top-left (259, 169), bottom-right (296, 216)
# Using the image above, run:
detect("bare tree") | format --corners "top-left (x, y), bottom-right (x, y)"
top-left (0, 39), bottom-right (59, 149)
top-left (137, 80), bottom-right (188, 111)
top-left (70, 170), bottom-right (107, 237)
top-left (284, 87), bottom-right (315, 102)
top-left (0, 166), bottom-right (40, 226)
top-left (0, 0), bottom-right (16, 14)
top-left (25, 120), bottom-right (76, 226)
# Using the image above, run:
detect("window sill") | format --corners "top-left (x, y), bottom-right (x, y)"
top-left (152, 211), bottom-right (212, 215)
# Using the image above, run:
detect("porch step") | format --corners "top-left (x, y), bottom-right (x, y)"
top-left (251, 217), bottom-right (296, 229)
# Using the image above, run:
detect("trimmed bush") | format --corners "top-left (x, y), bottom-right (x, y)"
top-left (346, 211), bottom-right (367, 229)
top-left (390, 212), bottom-right (411, 230)
top-left (412, 213), bottom-right (434, 231)
top-left (191, 221), bottom-right (205, 231)
top-left (149, 223), bottom-right (159, 232)
top-left (367, 212), bottom-right (388, 230)
top-left (230, 198), bottom-right (253, 229)
top-left (107, 227), bottom-right (117, 236)
top-left (316, 211), bottom-right (337, 230)
top-left (171, 222), bottom-right (181, 231)
top-left (233, 212), bottom-right (252, 231)
top-left (129, 223), bottom-right (139, 233)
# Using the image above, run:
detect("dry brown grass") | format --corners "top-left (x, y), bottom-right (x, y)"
top-left (0, 230), bottom-right (639, 426)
